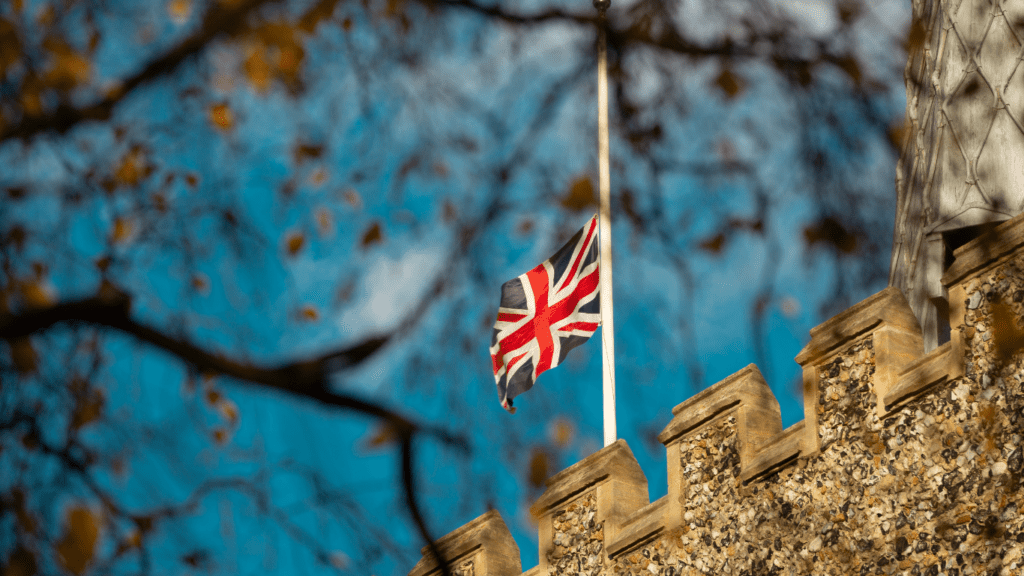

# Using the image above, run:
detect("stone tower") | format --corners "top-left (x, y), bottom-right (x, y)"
top-left (891, 0), bottom-right (1024, 351)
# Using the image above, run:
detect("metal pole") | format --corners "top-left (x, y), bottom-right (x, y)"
top-left (595, 0), bottom-right (616, 448)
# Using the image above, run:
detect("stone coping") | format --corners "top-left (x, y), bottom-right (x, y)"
top-left (740, 420), bottom-right (804, 483)
top-left (605, 496), bottom-right (668, 558)
top-left (657, 364), bottom-right (780, 447)
top-left (409, 510), bottom-right (521, 576)
top-left (794, 287), bottom-right (920, 366)
top-left (883, 339), bottom-right (963, 413)
top-left (529, 439), bottom-right (646, 518)
top-left (943, 212), bottom-right (1024, 286)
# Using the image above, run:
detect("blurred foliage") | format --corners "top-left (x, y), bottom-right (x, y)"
top-left (0, 0), bottom-right (913, 573)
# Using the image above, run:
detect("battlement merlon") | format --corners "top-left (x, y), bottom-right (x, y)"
top-left (408, 510), bottom-right (522, 576)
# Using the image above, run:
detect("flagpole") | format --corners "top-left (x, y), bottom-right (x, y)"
top-left (595, 0), bottom-right (616, 448)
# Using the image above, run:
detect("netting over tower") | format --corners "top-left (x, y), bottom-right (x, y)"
top-left (891, 0), bottom-right (1024, 351)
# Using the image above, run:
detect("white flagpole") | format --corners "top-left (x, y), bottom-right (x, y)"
top-left (595, 0), bottom-right (616, 448)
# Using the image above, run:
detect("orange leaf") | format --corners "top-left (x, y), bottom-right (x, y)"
top-left (244, 43), bottom-right (271, 93)
top-left (167, 0), bottom-right (191, 23)
top-left (285, 232), bottom-right (305, 256)
top-left (111, 217), bottom-right (136, 244)
top-left (300, 304), bottom-right (319, 321)
top-left (209, 102), bottom-right (234, 130)
top-left (21, 281), bottom-right (55, 308)
top-left (114, 146), bottom-right (149, 186)
top-left (56, 506), bottom-right (100, 575)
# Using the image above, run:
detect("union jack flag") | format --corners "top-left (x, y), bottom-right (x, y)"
top-left (490, 215), bottom-right (600, 413)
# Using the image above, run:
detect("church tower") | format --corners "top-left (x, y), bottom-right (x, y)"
top-left (891, 0), bottom-right (1024, 351)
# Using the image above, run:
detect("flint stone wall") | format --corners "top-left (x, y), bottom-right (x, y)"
top-left (409, 214), bottom-right (1024, 576)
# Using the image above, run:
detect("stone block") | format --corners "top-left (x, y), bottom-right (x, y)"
top-left (408, 510), bottom-right (521, 576)
top-left (530, 439), bottom-right (649, 574)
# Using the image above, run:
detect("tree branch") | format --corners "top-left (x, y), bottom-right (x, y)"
top-left (1, 0), bottom-right (283, 142)
top-left (0, 292), bottom-right (430, 432)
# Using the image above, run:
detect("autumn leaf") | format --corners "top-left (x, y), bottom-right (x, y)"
top-left (244, 42), bottom-right (272, 93)
top-left (191, 273), bottom-right (211, 296)
top-left (44, 39), bottom-right (92, 89)
top-left (111, 217), bottom-right (136, 244)
top-left (209, 102), bottom-right (234, 130)
top-left (56, 506), bottom-right (100, 575)
top-left (698, 232), bottom-right (726, 255)
top-left (560, 176), bottom-right (596, 212)
top-left (343, 188), bottom-right (362, 209)
top-left (217, 400), bottom-right (239, 425)
top-left (299, 304), bottom-right (319, 321)
top-left (527, 447), bottom-right (550, 488)
top-left (10, 338), bottom-right (38, 374)
top-left (72, 390), bottom-right (105, 430)
top-left (442, 199), bottom-right (457, 222)
top-left (205, 388), bottom-right (222, 405)
top-left (167, 0), bottom-right (192, 24)
top-left (362, 422), bottom-right (400, 450)
top-left (315, 207), bottom-right (334, 238)
top-left (185, 172), bottom-right (199, 188)
top-left (714, 66), bottom-right (745, 100)
top-left (212, 428), bottom-right (229, 444)
top-left (294, 142), bottom-right (324, 164)
top-left (21, 280), bottom-right (55, 308)
top-left (114, 146), bottom-right (150, 187)
top-left (548, 418), bottom-right (574, 449)
top-left (360, 221), bottom-right (383, 248)
top-left (284, 231), bottom-right (305, 256)
top-left (803, 216), bottom-right (858, 254)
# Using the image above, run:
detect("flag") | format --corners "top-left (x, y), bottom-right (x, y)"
top-left (490, 215), bottom-right (601, 413)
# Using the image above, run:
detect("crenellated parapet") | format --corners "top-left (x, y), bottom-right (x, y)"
top-left (410, 213), bottom-right (1024, 576)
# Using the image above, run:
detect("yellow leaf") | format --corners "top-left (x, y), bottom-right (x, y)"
top-left (209, 102), bottom-right (234, 130)
top-left (56, 506), bottom-right (100, 575)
